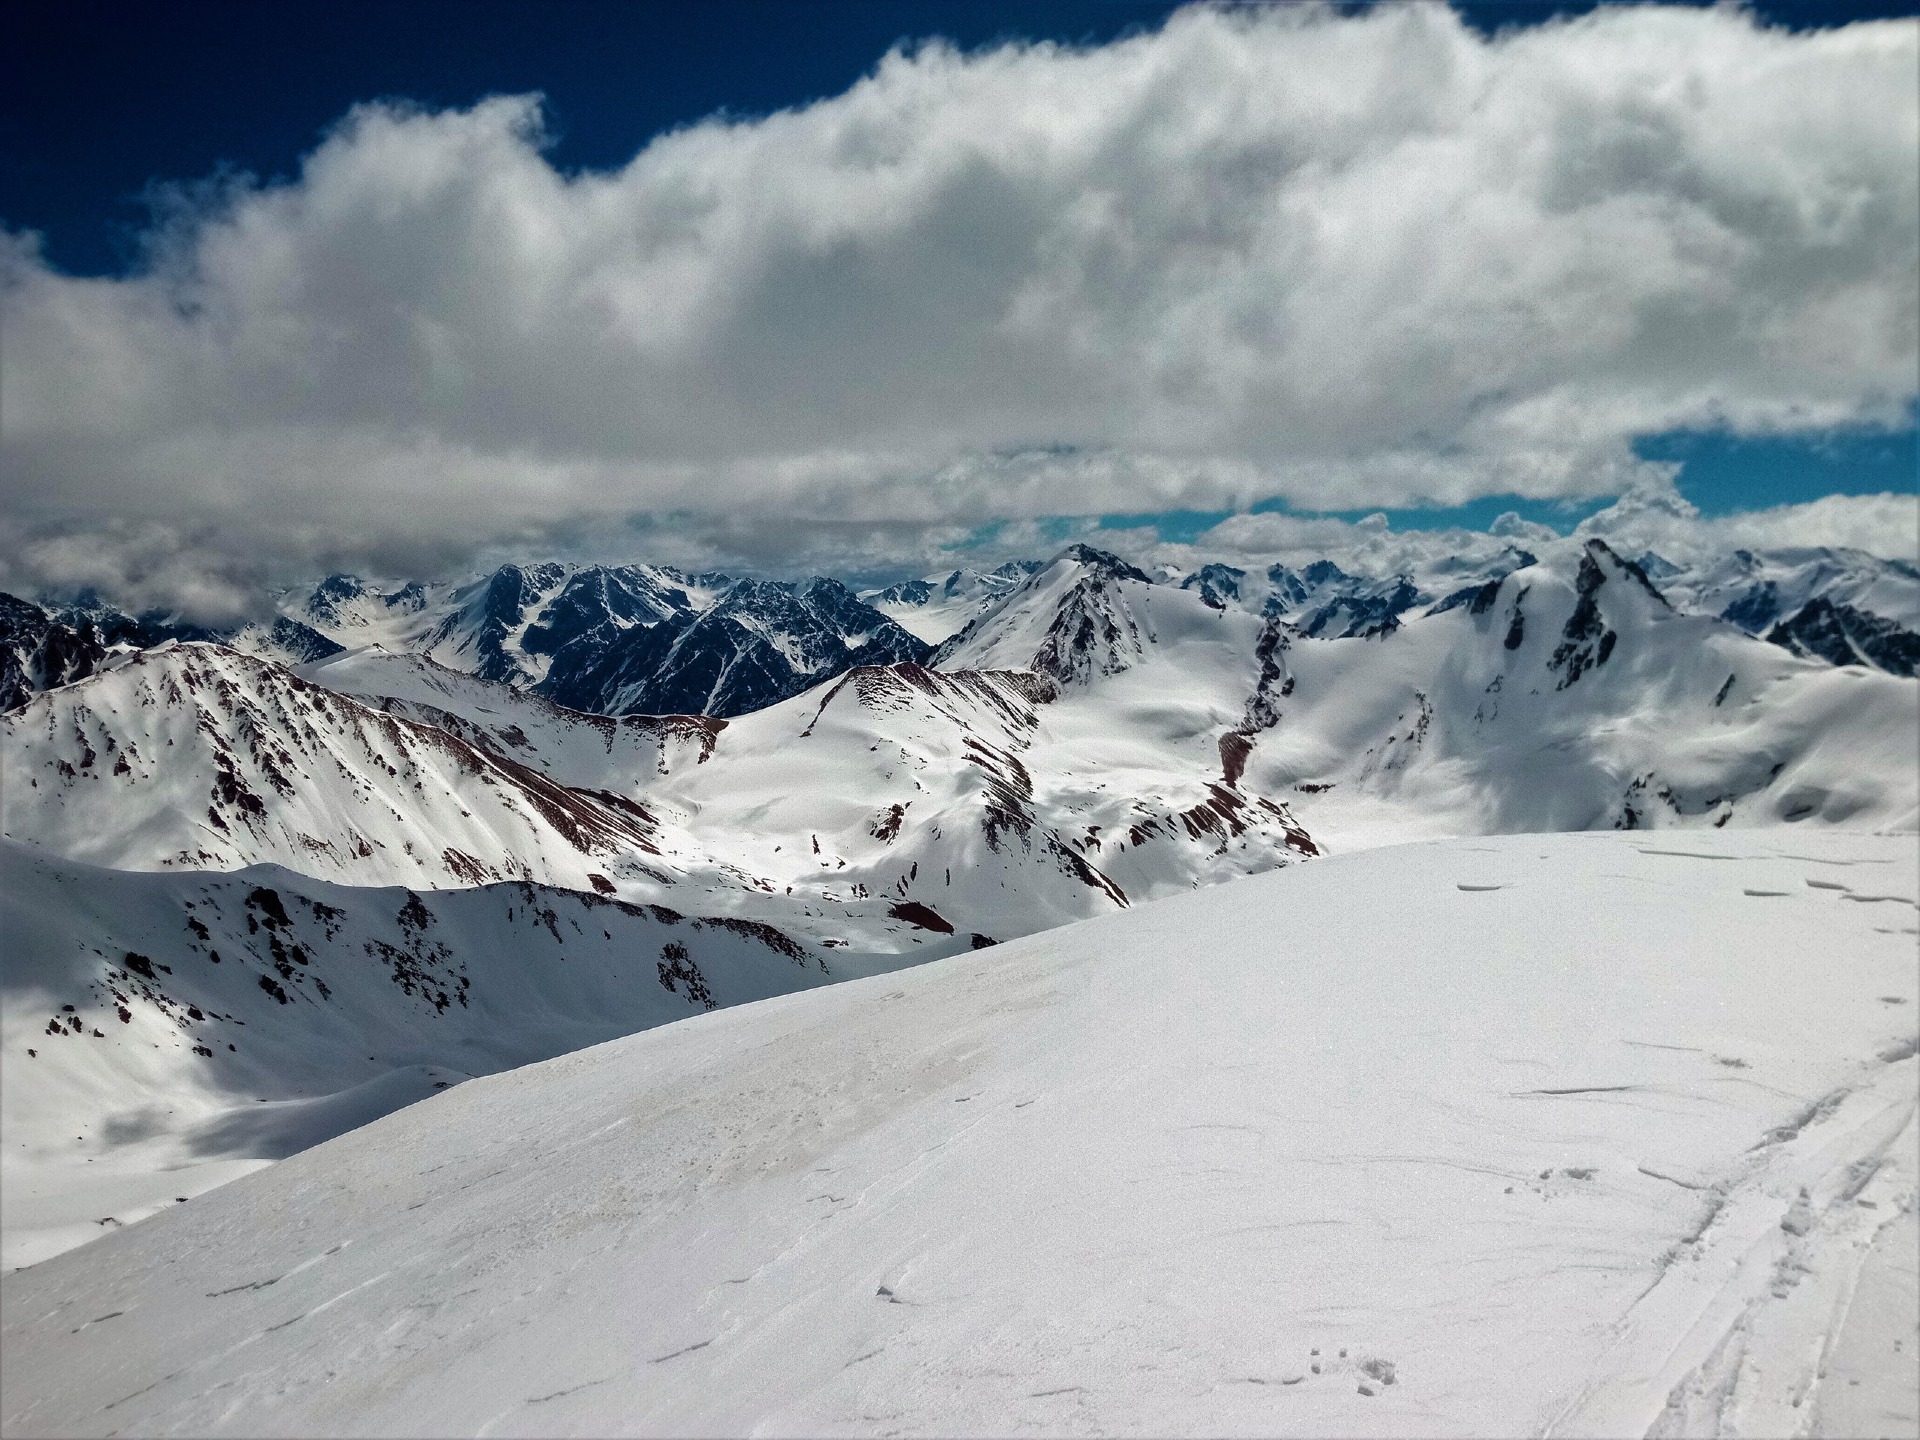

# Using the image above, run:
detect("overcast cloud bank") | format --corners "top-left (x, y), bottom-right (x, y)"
top-left (2, 3), bottom-right (1914, 614)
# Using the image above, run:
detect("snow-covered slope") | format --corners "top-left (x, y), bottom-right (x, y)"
top-left (0, 595), bottom-right (111, 714)
top-left (1650, 545), bottom-right (1920, 632)
top-left (935, 544), bottom-right (1162, 682)
top-left (285, 566), bottom-right (932, 719)
top-left (11, 540), bottom-right (1914, 936)
top-left (1766, 596), bottom-right (1920, 677)
top-left (1170, 548), bottom-right (1541, 636)
top-left (3, 829), bottom-right (1913, 1437)
top-left (11, 539), bottom-right (1915, 717)
top-left (288, 566), bottom-right (572, 688)
top-left (652, 658), bottom-right (1317, 941)
top-left (1231, 540), bottom-right (1920, 845)
top-left (292, 648), bottom-right (729, 791)
top-left (1, 637), bottom-right (1320, 949)
top-left (0, 643), bottom-right (667, 891)
top-left (0, 840), bottom-right (903, 1272)
top-left (862, 562), bottom-right (1043, 644)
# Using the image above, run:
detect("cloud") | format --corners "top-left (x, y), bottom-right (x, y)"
top-left (1096, 487), bottom-right (1913, 598)
top-left (2, 2), bottom-right (1915, 609)
top-left (1574, 485), bottom-right (1919, 562)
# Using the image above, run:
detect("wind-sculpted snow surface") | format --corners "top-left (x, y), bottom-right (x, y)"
top-left (0, 841), bottom-right (875, 1272)
top-left (2, 831), bottom-right (1913, 1436)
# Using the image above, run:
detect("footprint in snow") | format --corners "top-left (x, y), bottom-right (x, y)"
top-left (1359, 1358), bottom-right (1397, 1386)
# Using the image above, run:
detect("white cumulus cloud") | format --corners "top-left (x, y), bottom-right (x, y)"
top-left (2, 2), bottom-right (1914, 611)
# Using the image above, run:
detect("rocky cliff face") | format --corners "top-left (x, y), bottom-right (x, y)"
top-left (538, 577), bottom-right (930, 717)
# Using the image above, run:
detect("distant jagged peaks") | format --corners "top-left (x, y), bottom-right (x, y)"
top-left (1656, 544), bottom-right (1920, 639)
top-left (0, 592), bottom-right (111, 712)
top-left (423, 563), bottom-right (571, 686)
top-left (259, 617), bottom-right (345, 665)
top-left (1768, 597), bottom-right (1920, 677)
top-left (1178, 562), bottom-right (1246, 611)
top-left (537, 575), bottom-right (930, 718)
top-left (861, 562), bottom-right (1043, 644)
top-left (0, 593), bottom-right (340, 712)
top-left (303, 573), bottom-right (370, 626)
top-left (5, 538), bottom-right (1919, 720)
top-left (520, 566), bottom-right (700, 657)
top-left (7, 535), bottom-right (1916, 963)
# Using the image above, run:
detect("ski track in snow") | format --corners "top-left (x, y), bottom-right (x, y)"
top-left (1, 829), bottom-right (1915, 1437)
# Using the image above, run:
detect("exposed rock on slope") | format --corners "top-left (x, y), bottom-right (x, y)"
top-left (539, 577), bottom-right (930, 717)
top-left (1236, 539), bottom-right (1920, 837)
top-left (935, 545), bottom-right (1157, 684)
top-left (1766, 596), bottom-right (1920, 677)
top-left (1, 594), bottom-right (111, 713)
top-left (0, 644), bottom-right (666, 891)
top-left (0, 841), bottom-right (859, 1271)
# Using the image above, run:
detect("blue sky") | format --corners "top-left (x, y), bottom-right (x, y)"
top-left (1, 1), bottom-right (1913, 606)
top-left (1101, 419), bottom-right (1920, 543)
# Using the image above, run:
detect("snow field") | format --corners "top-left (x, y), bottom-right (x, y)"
top-left (2, 828), bottom-right (1913, 1436)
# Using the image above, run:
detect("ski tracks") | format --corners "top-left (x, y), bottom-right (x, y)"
top-left (1543, 1055), bottom-right (1918, 1438)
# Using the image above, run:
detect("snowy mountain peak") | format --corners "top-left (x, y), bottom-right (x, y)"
top-left (934, 544), bottom-right (1164, 685)
top-left (303, 574), bottom-right (368, 625)
top-left (862, 563), bottom-right (1045, 645)
top-left (1178, 562), bottom-right (1247, 611)
top-left (520, 565), bottom-right (701, 659)
top-left (537, 577), bottom-right (929, 718)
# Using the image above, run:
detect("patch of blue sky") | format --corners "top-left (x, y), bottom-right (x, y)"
top-left (1632, 419), bottom-right (1916, 513)
top-left (1083, 422), bottom-right (1917, 546)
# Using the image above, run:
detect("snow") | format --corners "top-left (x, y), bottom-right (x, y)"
top-left (1650, 546), bottom-right (1920, 633)
top-left (4, 534), bottom-right (1917, 1433)
top-left (862, 566), bottom-right (1038, 645)
top-left (1244, 542), bottom-right (1920, 840)
top-left (2, 632), bottom-right (1319, 954)
top-left (2, 829), bottom-right (1914, 1437)
top-left (0, 840), bottom-right (928, 1273)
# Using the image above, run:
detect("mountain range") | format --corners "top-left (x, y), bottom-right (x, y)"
top-left (3, 525), bottom-right (1917, 1434)
top-left (3, 533), bottom-right (1916, 1274)
top-left (7, 540), bottom-right (1915, 725)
